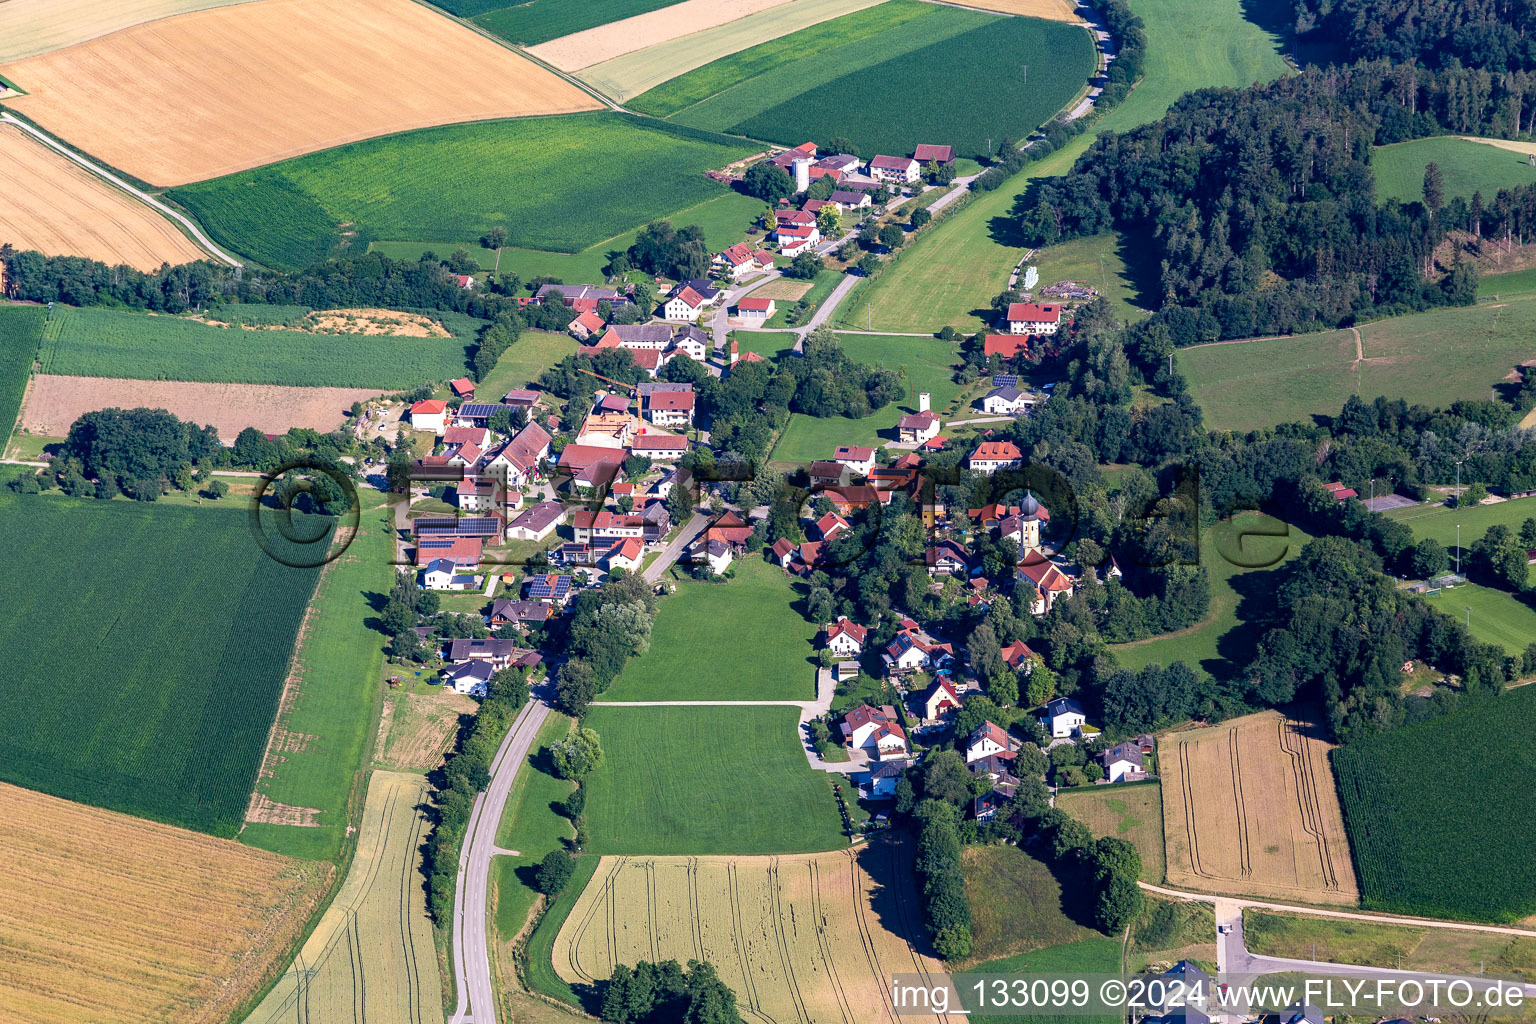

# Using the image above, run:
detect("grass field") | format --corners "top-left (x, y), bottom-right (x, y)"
top-left (0, 123), bottom-right (209, 270)
top-left (968, 936), bottom-right (1123, 1024)
top-left (1029, 233), bottom-right (1153, 322)
top-left (1384, 495), bottom-right (1536, 549)
top-left (0, 305), bottom-right (42, 444)
top-left (770, 333), bottom-right (966, 464)
top-left (0, 495), bottom-right (319, 836)
top-left (0, 780), bottom-right (328, 1024)
top-left (1126, 898), bottom-right (1217, 972)
top-left (173, 113), bottom-right (756, 270)
top-left (476, 330), bottom-right (582, 397)
top-left (1161, 710), bottom-right (1358, 904)
top-left (468, 0), bottom-right (685, 46)
top-left (735, 330), bottom-right (801, 359)
top-left (601, 557), bottom-right (817, 700)
top-left (0, 0), bottom-right (261, 61)
top-left (523, 854), bottom-right (601, 1006)
top-left (1335, 685), bottom-right (1536, 920)
top-left (244, 771), bottom-right (443, 1024)
top-left (1055, 781), bottom-right (1167, 882)
top-left (1479, 264), bottom-right (1536, 298)
top-left (242, 507), bottom-right (394, 861)
top-left (0, 0), bottom-right (596, 187)
top-left (1244, 909), bottom-right (1536, 979)
top-left (581, 705), bottom-right (846, 854)
top-left (554, 841), bottom-right (950, 1022)
top-left (374, 687), bottom-right (477, 772)
top-left (1374, 136), bottom-right (1536, 206)
top-left (760, 268), bottom-right (843, 328)
top-left (1111, 512), bottom-right (1313, 678)
top-left (37, 305), bottom-right (476, 389)
top-left (962, 843), bottom-right (1106, 964)
top-left (573, 0), bottom-right (890, 103)
top-left (371, 189), bottom-right (764, 288)
top-left (1182, 289), bottom-right (1536, 432)
top-left (834, 0), bottom-right (1294, 333)
top-left (494, 714), bottom-right (577, 939)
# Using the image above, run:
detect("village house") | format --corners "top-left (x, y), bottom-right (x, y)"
top-left (774, 209), bottom-right (816, 229)
top-left (832, 445), bottom-right (876, 476)
top-left (572, 509), bottom-right (646, 545)
top-left (814, 511), bottom-right (849, 541)
top-left (868, 154), bottom-right (920, 184)
top-left (409, 399), bottom-right (449, 435)
top-left (1016, 557), bottom-right (1073, 615)
top-left (1101, 741), bottom-right (1146, 783)
top-left (1041, 696), bottom-right (1086, 739)
top-left (828, 189), bottom-right (872, 212)
top-left (604, 537), bottom-right (646, 573)
top-left (414, 535), bottom-right (482, 569)
top-left (999, 639), bottom-right (1036, 672)
top-left (568, 310), bottom-right (606, 341)
top-left (524, 573), bottom-right (574, 607)
top-left (712, 241), bottom-right (775, 280)
top-left (443, 425), bottom-right (490, 449)
top-left (824, 616), bottom-right (867, 657)
top-left (663, 281), bottom-right (717, 321)
top-left (774, 222), bottom-right (821, 256)
top-left (968, 440), bottom-right (1024, 475)
top-left (453, 274), bottom-right (475, 290)
top-left (881, 626), bottom-right (953, 674)
top-left (925, 539), bottom-right (970, 576)
top-left (859, 759), bottom-right (914, 800)
top-left (670, 326), bottom-right (710, 363)
top-left (453, 477), bottom-right (499, 512)
top-left (444, 660), bottom-right (494, 696)
top-left (980, 385), bottom-right (1036, 416)
top-left (922, 676), bottom-right (962, 720)
top-left (557, 444), bottom-right (625, 491)
top-left (447, 637), bottom-right (540, 672)
top-left (704, 510), bottom-right (754, 550)
top-left (768, 536), bottom-right (798, 569)
top-left (736, 296), bottom-right (776, 322)
top-left (482, 421), bottom-right (552, 488)
top-left (490, 598), bottom-right (551, 630)
top-left (840, 704), bottom-right (909, 761)
top-left (897, 410), bottom-right (941, 444)
top-left (964, 721), bottom-right (1019, 765)
top-left (913, 144), bottom-right (955, 166)
top-left (630, 432), bottom-right (689, 461)
top-left (505, 500), bottom-right (566, 542)
top-left (639, 384), bottom-right (695, 428)
top-left (1003, 302), bottom-right (1062, 336)
top-left (444, 441), bottom-right (483, 469)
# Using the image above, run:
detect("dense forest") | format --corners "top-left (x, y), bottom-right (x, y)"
top-left (1295, 0), bottom-right (1536, 76)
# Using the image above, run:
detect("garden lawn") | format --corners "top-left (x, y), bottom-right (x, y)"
top-left (171, 113), bottom-right (756, 270)
top-left (1111, 513), bottom-right (1312, 679)
top-left (769, 333), bottom-right (965, 465)
top-left (734, 331), bottom-right (799, 360)
top-left (601, 556), bottom-right (817, 700)
top-left (240, 503), bottom-right (395, 861)
top-left (369, 189), bottom-right (765, 286)
top-left (494, 714), bottom-right (577, 938)
top-left (37, 305), bottom-right (476, 389)
top-left (1182, 290), bottom-right (1536, 433)
top-left (0, 494), bottom-right (320, 836)
top-left (476, 330), bottom-right (581, 396)
top-left (581, 705), bottom-right (846, 854)
top-left (835, 0), bottom-right (1294, 333)
top-left (470, 0), bottom-right (683, 46)
top-left (0, 306), bottom-right (43, 444)
top-left (1055, 781), bottom-right (1166, 882)
top-left (1374, 136), bottom-right (1536, 206)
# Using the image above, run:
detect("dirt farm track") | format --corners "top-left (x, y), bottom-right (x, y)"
top-left (0, 0), bottom-right (599, 186)
top-left (1160, 710), bottom-right (1360, 905)
top-left (16, 375), bottom-right (382, 440)
top-left (0, 122), bottom-right (207, 270)
top-left (556, 842), bottom-right (959, 1024)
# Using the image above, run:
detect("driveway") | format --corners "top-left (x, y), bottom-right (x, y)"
top-left (642, 510), bottom-right (709, 583)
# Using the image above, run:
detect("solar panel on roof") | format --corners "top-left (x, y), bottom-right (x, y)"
top-left (459, 403), bottom-right (509, 418)
top-left (992, 375), bottom-right (1020, 388)
top-left (414, 517), bottom-right (499, 537)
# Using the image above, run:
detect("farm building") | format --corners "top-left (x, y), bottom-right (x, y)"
top-left (868, 155), bottom-right (920, 184)
top-left (506, 500), bottom-right (566, 542)
top-left (409, 399), bottom-right (448, 434)
top-left (737, 296), bottom-right (776, 321)
top-left (1003, 302), bottom-right (1062, 335)
top-left (913, 144), bottom-right (955, 166)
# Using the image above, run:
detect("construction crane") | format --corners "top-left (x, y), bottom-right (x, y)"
top-left (576, 365), bottom-right (637, 395)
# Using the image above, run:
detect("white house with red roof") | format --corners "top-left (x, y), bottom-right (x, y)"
top-left (840, 704), bottom-right (908, 761)
top-left (1017, 558), bottom-right (1074, 615)
top-left (568, 310), bottom-right (605, 341)
top-left (410, 399), bottom-right (449, 434)
top-left (897, 410), bottom-right (940, 444)
top-left (964, 721), bottom-right (1019, 764)
top-left (968, 440), bottom-right (1023, 475)
top-left (631, 432), bottom-right (689, 460)
top-left (1000, 639), bottom-right (1036, 672)
top-left (736, 296), bottom-right (776, 321)
top-left (824, 616), bottom-right (867, 657)
top-left (832, 445), bottom-right (876, 476)
top-left (922, 677), bottom-right (963, 720)
top-left (882, 626), bottom-right (953, 674)
top-left (712, 242), bottom-right (774, 280)
top-left (1004, 302), bottom-right (1063, 335)
top-left (642, 388), bottom-right (695, 428)
top-left (604, 537), bottom-right (645, 573)
top-left (814, 511), bottom-right (849, 541)
top-left (664, 283), bottom-right (712, 321)
top-left (868, 154), bottom-right (920, 183)
top-left (774, 222), bottom-right (820, 256)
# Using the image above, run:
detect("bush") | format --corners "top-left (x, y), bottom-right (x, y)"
top-left (535, 849), bottom-right (577, 896)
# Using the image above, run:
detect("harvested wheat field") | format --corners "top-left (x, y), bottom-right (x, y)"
top-left (529, 0), bottom-right (792, 71)
top-left (245, 771), bottom-right (443, 1024)
top-left (0, 123), bottom-right (206, 270)
top-left (0, 0), bottom-right (261, 62)
top-left (946, 0), bottom-right (1083, 20)
top-left (1161, 710), bottom-right (1358, 904)
top-left (17, 375), bottom-right (380, 438)
top-left (0, 0), bottom-right (600, 186)
top-left (0, 781), bottom-right (330, 1024)
top-left (555, 840), bottom-right (956, 1024)
top-left (375, 689), bottom-right (477, 772)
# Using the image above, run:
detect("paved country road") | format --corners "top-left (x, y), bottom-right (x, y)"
top-left (643, 510), bottom-right (708, 583)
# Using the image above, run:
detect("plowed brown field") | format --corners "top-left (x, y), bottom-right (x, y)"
top-left (0, 782), bottom-right (329, 1024)
top-left (17, 375), bottom-right (381, 438)
top-left (0, 123), bottom-right (206, 269)
top-left (0, 0), bottom-right (600, 186)
top-left (555, 841), bottom-right (958, 1024)
top-left (1161, 710), bottom-right (1359, 904)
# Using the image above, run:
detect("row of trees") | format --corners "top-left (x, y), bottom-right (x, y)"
top-left (554, 572), bottom-right (660, 715)
top-left (600, 959), bottom-right (745, 1024)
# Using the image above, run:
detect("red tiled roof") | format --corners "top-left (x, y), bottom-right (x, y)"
top-left (411, 399), bottom-right (447, 415)
top-left (777, 224), bottom-right (816, 238)
top-left (738, 297), bottom-right (773, 311)
top-left (983, 334), bottom-right (1030, 358)
top-left (971, 441), bottom-right (1022, 462)
top-left (1000, 639), bottom-right (1036, 668)
top-left (573, 311), bottom-right (605, 331)
top-left (647, 391), bottom-right (695, 411)
top-left (897, 411), bottom-right (938, 430)
top-left (632, 433), bottom-right (688, 450)
top-left (913, 144), bottom-right (954, 163)
top-left (1018, 559), bottom-right (1072, 591)
top-left (450, 377), bottom-right (475, 396)
top-left (870, 154), bottom-right (916, 170)
top-left (827, 616), bottom-right (867, 644)
top-left (1006, 302), bottom-right (1061, 323)
top-left (834, 445), bottom-right (874, 462)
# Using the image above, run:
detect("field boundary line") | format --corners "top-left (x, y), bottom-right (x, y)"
top-left (0, 112), bottom-right (241, 267)
top-left (1138, 882), bottom-right (1536, 937)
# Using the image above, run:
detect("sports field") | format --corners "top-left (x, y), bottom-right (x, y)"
top-left (0, 305), bottom-right (43, 445)
top-left (0, 123), bottom-right (208, 270)
top-left (0, 0), bottom-right (596, 186)
top-left (1384, 494), bottom-right (1536, 548)
top-left (574, 0), bottom-right (890, 103)
top-left (241, 504), bottom-right (394, 861)
top-left (1161, 710), bottom-right (1358, 904)
top-left (770, 333), bottom-right (966, 465)
top-left (0, 496), bottom-right (319, 836)
top-left (37, 305), bottom-right (476, 389)
top-left (530, 0), bottom-right (790, 71)
top-left (554, 842), bottom-right (949, 1023)
top-left (582, 705), bottom-right (846, 854)
top-left (1374, 136), bottom-right (1536, 206)
top-left (173, 113), bottom-right (756, 269)
top-left (834, 0), bottom-right (1294, 332)
top-left (468, 0), bottom-right (687, 46)
top-left (601, 557), bottom-right (817, 700)
top-left (0, 0), bottom-right (260, 61)
top-left (244, 771), bottom-right (443, 1024)
top-left (1182, 290), bottom-right (1536, 433)
top-left (0, 781), bottom-right (329, 1024)
top-left (1056, 781), bottom-right (1167, 883)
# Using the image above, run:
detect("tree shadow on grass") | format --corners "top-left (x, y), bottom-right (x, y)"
top-left (1239, 0), bottom-right (1297, 62)
top-left (1211, 561), bottom-right (1292, 675)
top-left (1116, 228), bottom-right (1163, 313)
